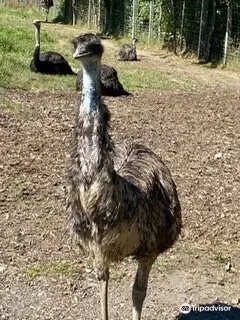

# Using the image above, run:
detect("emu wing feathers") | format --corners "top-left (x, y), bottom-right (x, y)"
top-left (39, 51), bottom-right (69, 64)
top-left (30, 49), bottom-right (75, 75)
top-left (112, 143), bottom-right (181, 255)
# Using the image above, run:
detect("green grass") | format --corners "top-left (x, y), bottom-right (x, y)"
top-left (226, 54), bottom-right (240, 70)
top-left (24, 260), bottom-right (80, 279)
top-left (153, 258), bottom-right (175, 274)
top-left (0, 6), bottom-right (79, 91)
top-left (213, 254), bottom-right (231, 265)
top-left (110, 267), bottom-right (126, 281)
top-left (0, 5), bottom-right (195, 95)
top-left (0, 99), bottom-right (22, 110)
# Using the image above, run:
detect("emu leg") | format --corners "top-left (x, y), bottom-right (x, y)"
top-left (98, 268), bottom-right (109, 320)
top-left (132, 257), bottom-right (156, 320)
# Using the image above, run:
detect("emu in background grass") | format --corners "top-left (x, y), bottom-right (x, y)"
top-left (76, 63), bottom-right (130, 96)
top-left (66, 33), bottom-right (182, 320)
top-left (30, 20), bottom-right (75, 75)
top-left (40, 0), bottom-right (54, 22)
top-left (117, 37), bottom-right (138, 61)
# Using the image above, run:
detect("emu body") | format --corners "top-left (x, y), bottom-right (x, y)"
top-left (40, 0), bottom-right (54, 22)
top-left (67, 33), bottom-right (181, 320)
top-left (117, 38), bottom-right (138, 61)
top-left (76, 63), bottom-right (130, 96)
top-left (30, 20), bottom-right (75, 75)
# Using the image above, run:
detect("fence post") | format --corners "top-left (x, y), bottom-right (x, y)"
top-left (148, 0), bottom-right (154, 43)
top-left (132, 0), bottom-right (138, 39)
top-left (223, 0), bottom-right (232, 66)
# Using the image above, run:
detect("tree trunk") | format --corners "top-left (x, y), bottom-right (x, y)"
top-left (198, 0), bottom-right (209, 60)
top-left (170, 0), bottom-right (177, 54)
top-left (97, 0), bottom-right (101, 28)
top-left (203, 0), bottom-right (216, 61)
top-left (102, 0), bottom-right (125, 35)
top-left (158, 0), bottom-right (163, 40)
top-left (180, 0), bottom-right (186, 51)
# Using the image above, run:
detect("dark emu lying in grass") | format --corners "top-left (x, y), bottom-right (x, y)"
top-left (30, 20), bottom-right (75, 75)
top-left (76, 63), bottom-right (130, 96)
top-left (66, 33), bottom-right (182, 320)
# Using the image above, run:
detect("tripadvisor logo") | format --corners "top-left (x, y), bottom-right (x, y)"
top-left (180, 303), bottom-right (231, 314)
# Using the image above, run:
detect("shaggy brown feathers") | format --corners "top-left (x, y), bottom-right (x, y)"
top-left (66, 33), bottom-right (181, 320)
top-left (116, 38), bottom-right (138, 61)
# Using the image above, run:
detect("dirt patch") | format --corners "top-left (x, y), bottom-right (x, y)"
top-left (0, 88), bottom-right (239, 319)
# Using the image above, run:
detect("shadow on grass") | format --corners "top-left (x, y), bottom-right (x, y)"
top-left (175, 303), bottom-right (240, 320)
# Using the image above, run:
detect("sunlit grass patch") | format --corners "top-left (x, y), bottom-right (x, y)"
top-left (110, 267), bottom-right (126, 281)
top-left (0, 100), bottom-right (22, 110)
top-left (226, 55), bottom-right (240, 71)
top-left (24, 260), bottom-right (81, 279)
top-left (213, 254), bottom-right (231, 265)
top-left (153, 258), bottom-right (175, 274)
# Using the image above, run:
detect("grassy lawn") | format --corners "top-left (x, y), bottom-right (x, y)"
top-left (0, 5), bottom-right (195, 94)
top-left (0, 6), bottom-right (80, 91)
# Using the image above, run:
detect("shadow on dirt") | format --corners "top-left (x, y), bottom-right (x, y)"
top-left (175, 303), bottom-right (240, 320)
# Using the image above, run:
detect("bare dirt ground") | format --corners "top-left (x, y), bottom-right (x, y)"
top-left (0, 50), bottom-right (240, 320)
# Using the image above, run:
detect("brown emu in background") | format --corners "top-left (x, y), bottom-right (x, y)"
top-left (40, 0), bottom-right (54, 22)
top-left (116, 37), bottom-right (138, 61)
top-left (66, 33), bottom-right (182, 320)
top-left (76, 63), bottom-right (130, 96)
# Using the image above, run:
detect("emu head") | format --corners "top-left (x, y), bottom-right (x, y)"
top-left (72, 33), bottom-right (104, 62)
top-left (32, 20), bottom-right (41, 30)
top-left (132, 37), bottom-right (138, 47)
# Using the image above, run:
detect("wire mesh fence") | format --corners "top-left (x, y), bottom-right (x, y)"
top-left (1, 0), bottom-right (240, 67)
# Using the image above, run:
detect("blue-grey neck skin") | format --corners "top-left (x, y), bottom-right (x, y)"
top-left (81, 59), bottom-right (101, 113)
top-left (77, 56), bottom-right (112, 182)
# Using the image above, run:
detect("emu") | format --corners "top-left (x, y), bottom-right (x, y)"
top-left (116, 37), bottom-right (138, 61)
top-left (40, 0), bottom-right (54, 22)
top-left (30, 20), bottom-right (75, 75)
top-left (76, 63), bottom-right (130, 96)
top-left (66, 33), bottom-right (182, 320)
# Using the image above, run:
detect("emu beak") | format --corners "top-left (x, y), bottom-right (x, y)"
top-left (73, 51), bottom-right (91, 59)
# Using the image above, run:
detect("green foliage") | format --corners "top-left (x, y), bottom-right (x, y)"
top-left (0, 26), bottom-right (32, 54)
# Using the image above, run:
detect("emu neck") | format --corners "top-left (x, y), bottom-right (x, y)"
top-left (77, 58), bottom-right (112, 182)
top-left (35, 27), bottom-right (40, 48)
top-left (33, 27), bottom-right (40, 65)
top-left (81, 60), bottom-right (101, 113)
